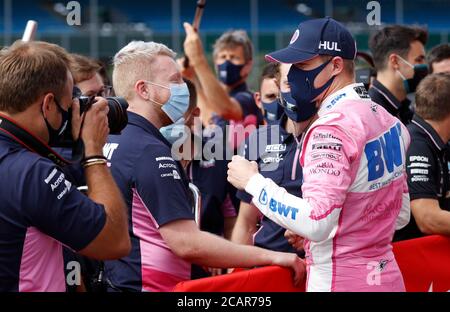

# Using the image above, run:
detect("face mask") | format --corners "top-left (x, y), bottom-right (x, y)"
top-left (42, 99), bottom-right (69, 146)
top-left (262, 99), bottom-right (284, 122)
top-left (146, 81), bottom-right (190, 123)
top-left (279, 91), bottom-right (302, 122)
top-left (217, 60), bottom-right (245, 86)
top-left (160, 117), bottom-right (187, 145)
top-left (287, 59), bottom-right (335, 122)
top-left (396, 56), bottom-right (429, 94)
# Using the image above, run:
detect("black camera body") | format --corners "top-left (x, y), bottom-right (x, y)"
top-left (52, 96), bottom-right (129, 148)
top-left (78, 96), bottom-right (129, 134)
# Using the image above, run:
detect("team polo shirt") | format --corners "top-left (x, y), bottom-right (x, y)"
top-left (369, 79), bottom-right (413, 125)
top-left (236, 115), bottom-right (303, 254)
top-left (104, 112), bottom-right (194, 292)
top-left (0, 132), bottom-right (106, 292)
top-left (394, 115), bottom-right (450, 241)
top-left (187, 128), bottom-right (238, 236)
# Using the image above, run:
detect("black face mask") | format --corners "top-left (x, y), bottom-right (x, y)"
top-left (397, 56), bottom-right (429, 94)
top-left (42, 99), bottom-right (69, 146)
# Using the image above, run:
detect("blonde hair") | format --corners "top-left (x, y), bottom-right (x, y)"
top-left (113, 41), bottom-right (176, 100)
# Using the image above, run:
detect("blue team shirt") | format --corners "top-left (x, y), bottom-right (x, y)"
top-left (104, 112), bottom-right (194, 292)
top-left (0, 132), bottom-right (106, 292)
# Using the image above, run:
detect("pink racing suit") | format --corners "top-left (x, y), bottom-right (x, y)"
top-left (245, 83), bottom-right (411, 292)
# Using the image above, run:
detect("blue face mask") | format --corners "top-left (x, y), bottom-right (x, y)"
top-left (42, 99), bottom-right (69, 146)
top-left (146, 81), bottom-right (190, 123)
top-left (217, 60), bottom-right (245, 86)
top-left (287, 59), bottom-right (335, 122)
top-left (262, 99), bottom-right (284, 122)
top-left (279, 91), bottom-right (302, 122)
top-left (396, 56), bottom-right (429, 94)
top-left (160, 117), bottom-right (187, 145)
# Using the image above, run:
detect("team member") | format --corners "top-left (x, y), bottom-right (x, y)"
top-left (368, 25), bottom-right (428, 124)
top-left (104, 41), bottom-right (305, 292)
top-left (254, 63), bottom-right (283, 124)
top-left (0, 41), bottom-right (130, 292)
top-left (394, 74), bottom-right (450, 241)
top-left (183, 23), bottom-right (262, 150)
top-left (232, 63), bottom-right (306, 255)
top-left (428, 44), bottom-right (450, 74)
top-left (227, 18), bottom-right (411, 292)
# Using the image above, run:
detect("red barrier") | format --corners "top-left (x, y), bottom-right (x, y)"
top-left (393, 235), bottom-right (450, 292)
top-left (173, 266), bottom-right (305, 292)
top-left (174, 235), bottom-right (450, 292)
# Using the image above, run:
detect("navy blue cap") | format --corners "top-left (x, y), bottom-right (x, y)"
top-left (266, 17), bottom-right (357, 64)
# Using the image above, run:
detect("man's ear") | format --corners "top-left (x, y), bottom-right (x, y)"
top-left (254, 91), bottom-right (262, 109)
top-left (241, 60), bottom-right (253, 78)
top-left (135, 80), bottom-right (150, 101)
top-left (388, 53), bottom-right (400, 71)
top-left (331, 57), bottom-right (345, 76)
top-left (41, 93), bottom-right (55, 118)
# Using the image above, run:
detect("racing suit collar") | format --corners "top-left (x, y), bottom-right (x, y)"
top-left (318, 83), bottom-right (369, 117)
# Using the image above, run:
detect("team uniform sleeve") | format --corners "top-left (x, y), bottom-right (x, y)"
top-left (405, 140), bottom-right (439, 201)
top-left (245, 124), bottom-right (358, 242)
top-left (133, 146), bottom-right (194, 227)
top-left (21, 159), bottom-right (106, 252)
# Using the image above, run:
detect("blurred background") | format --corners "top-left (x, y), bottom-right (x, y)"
top-left (1, 0), bottom-right (450, 88)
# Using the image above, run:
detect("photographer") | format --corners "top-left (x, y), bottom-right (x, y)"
top-left (0, 41), bottom-right (130, 292)
top-left (104, 41), bottom-right (305, 292)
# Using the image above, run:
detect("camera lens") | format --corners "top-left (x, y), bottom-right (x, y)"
top-left (106, 97), bottom-right (129, 134)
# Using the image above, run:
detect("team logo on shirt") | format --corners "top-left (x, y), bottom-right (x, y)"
top-left (44, 169), bottom-right (72, 200)
top-left (408, 156), bottom-right (431, 183)
top-left (259, 189), bottom-right (268, 205)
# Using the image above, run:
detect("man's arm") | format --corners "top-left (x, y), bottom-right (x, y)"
top-left (183, 22), bottom-right (243, 121)
top-left (159, 219), bottom-right (305, 286)
top-left (228, 124), bottom-right (358, 242)
top-left (231, 202), bottom-right (261, 245)
top-left (411, 199), bottom-right (450, 236)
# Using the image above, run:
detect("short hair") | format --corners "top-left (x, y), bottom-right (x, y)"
top-left (69, 54), bottom-right (101, 84)
top-left (112, 41), bottom-right (176, 100)
top-left (369, 25), bottom-right (428, 71)
top-left (259, 63), bottom-right (280, 88)
top-left (428, 44), bottom-right (450, 73)
top-left (0, 41), bottom-right (70, 114)
top-left (213, 30), bottom-right (253, 63)
top-left (320, 55), bottom-right (355, 78)
top-left (415, 73), bottom-right (450, 121)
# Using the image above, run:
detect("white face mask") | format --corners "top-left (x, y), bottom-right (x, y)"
top-left (145, 81), bottom-right (190, 122)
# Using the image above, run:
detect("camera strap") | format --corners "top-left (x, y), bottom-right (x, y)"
top-left (0, 113), bottom-right (70, 168)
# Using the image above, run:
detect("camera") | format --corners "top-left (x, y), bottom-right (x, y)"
top-left (52, 95), bottom-right (129, 148)
top-left (78, 96), bottom-right (129, 134)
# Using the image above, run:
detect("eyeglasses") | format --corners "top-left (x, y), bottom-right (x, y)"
top-left (98, 85), bottom-right (113, 97)
top-left (72, 85), bottom-right (114, 99)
